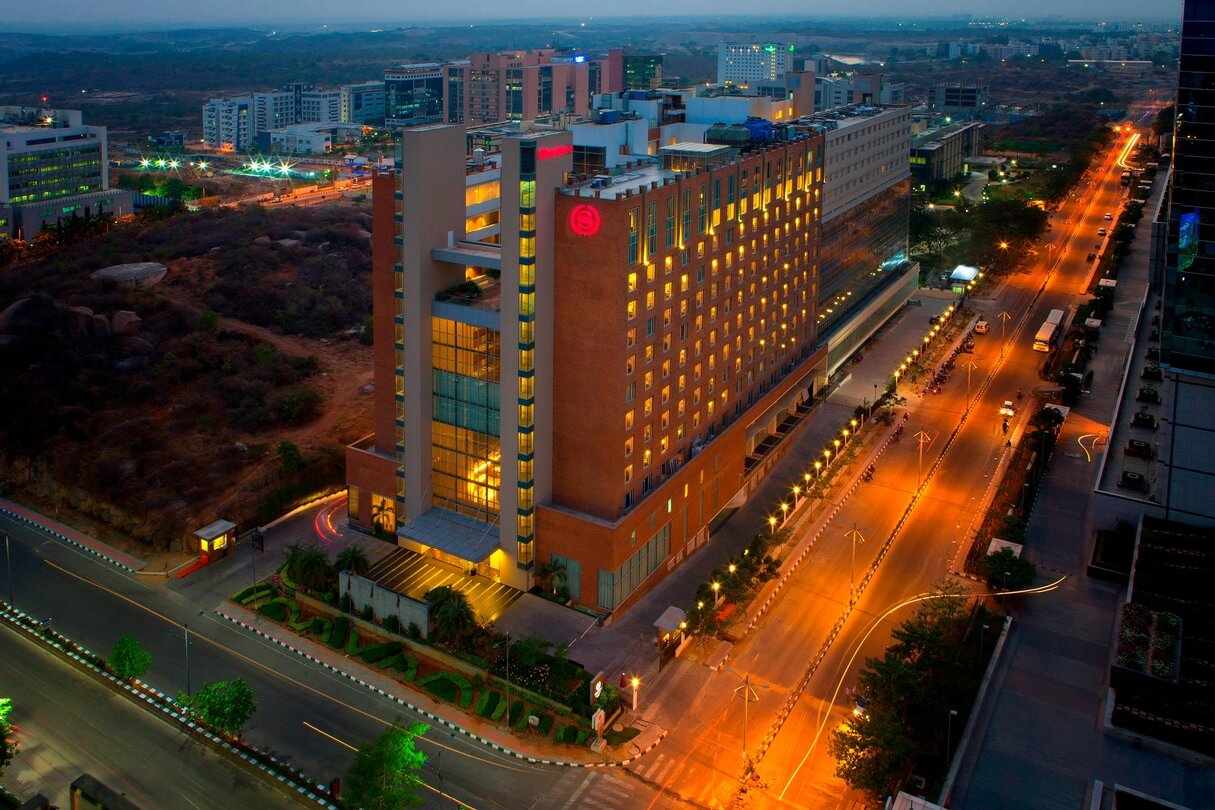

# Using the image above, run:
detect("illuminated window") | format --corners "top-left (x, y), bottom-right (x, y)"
top-left (625, 409), bottom-right (634, 430)
top-left (627, 300), bottom-right (637, 320)
top-left (624, 465), bottom-right (633, 483)
top-left (627, 272), bottom-right (638, 292)
top-left (644, 370), bottom-right (654, 390)
top-left (646, 291), bottom-right (656, 310)
top-left (626, 355), bottom-right (635, 375)
top-left (644, 397), bottom-right (653, 417)
top-left (644, 424), bottom-right (652, 442)
top-left (643, 449), bottom-right (652, 467)
top-left (625, 438), bottom-right (633, 457)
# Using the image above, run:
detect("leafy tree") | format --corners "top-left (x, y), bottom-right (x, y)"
top-left (535, 558), bottom-right (568, 595)
top-left (0, 697), bottom-right (17, 777)
top-left (512, 634), bottom-right (553, 668)
top-left (344, 719), bottom-right (429, 810)
top-left (424, 585), bottom-right (477, 647)
top-left (179, 678), bottom-right (257, 737)
top-left (108, 634), bottom-right (153, 680)
top-left (335, 544), bottom-right (371, 578)
top-left (830, 655), bottom-right (920, 795)
top-left (981, 548), bottom-right (1036, 590)
top-left (1031, 405), bottom-right (1065, 433)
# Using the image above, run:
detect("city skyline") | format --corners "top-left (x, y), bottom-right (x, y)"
top-left (0, 3), bottom-right (1183, 31)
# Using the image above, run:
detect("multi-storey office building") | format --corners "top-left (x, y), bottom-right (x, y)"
top-left (0, 106), bottom-right (132, 238)
top-left (341, 81), bottom-right (386, 125)
top-left (348, 123), bottom-right (828, 614)
top-left (202, 97), bottom-right (253, 151)
top-left (1155, 0), bottom-right (1215, 522)
top-left (301, 89), bottom-right (342, 126)
top-left (718, 43), bottom-right (795, 86)
top-left (385, 64), bottom-right (445, 127)
top-left (444, 51), bottom-right (609, 126)
top-left (795, 106), bottom-right (915, 372)
top-left (930, 83), bottom-right (989, 118)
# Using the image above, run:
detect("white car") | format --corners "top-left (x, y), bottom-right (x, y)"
top-left (1098, 228), bottom-right (1108, 236)
top-left (1000, 401), bottom-right (1017, 417)
top-left (1104, 212), bottom-right (1113, 220)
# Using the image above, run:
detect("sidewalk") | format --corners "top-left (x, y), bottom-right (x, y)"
top-left (0, 499), bottom-right (146, 572)
top-left (216, 602), bottom-right (667, 769)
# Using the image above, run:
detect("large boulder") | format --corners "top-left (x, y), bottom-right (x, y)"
top-left (111, 310), bottom-right (142, 337)
top-left (0, 295), bottom-right (58, 335)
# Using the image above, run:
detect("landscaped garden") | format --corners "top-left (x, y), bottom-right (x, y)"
top-left (230, 544), bottom-right (629, 751)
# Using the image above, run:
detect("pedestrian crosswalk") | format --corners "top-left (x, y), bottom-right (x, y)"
top-left (529, 769), bottom-right (650, 810)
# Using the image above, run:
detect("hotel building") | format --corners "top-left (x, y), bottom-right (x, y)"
top-left (347, 123), bottom-right (828, 615)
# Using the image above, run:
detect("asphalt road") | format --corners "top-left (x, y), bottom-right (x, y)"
top-left (626, 125), bottom-right (1142, 808)
top-left (0, 621), bottom-right (303, 808)
top-left (0, 517), bottom-right (683, 810)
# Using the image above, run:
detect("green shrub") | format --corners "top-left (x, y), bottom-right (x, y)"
top-left (259, 600), bottom-right (288, 621)
top-left (310, 617), bottom-right (329, 636)
top-left (456, 651), bottom-right (489, 669)
top-left (234, 583), bottom-right (273, 604)
top-left (575, 729), bottom-right (589, 746)
top-left (328, 616), bottom-right (349, 649)
top-left (360, 642), bottom-right (402, 664)
top-left (604, 726), bottom-right (640, 746)
top-left (514, 710), bottom-right (530, 733)
top-left (378, 654), bottom-right (404, 670)
top-left (444, 673), bottom-right (473, 691)
top-left (424, 678), bottom-right (459, 703)
top-left (508, 700), bottom-right (524, 727)
top-left (347, 631), bottom-right (379, 657)
top-left (538, 715), bottom-right (554, 735)
top-left (459, 688), bottom-right (473, 709)
top-left (360, 604), bottom-right (374, 622)
top-left (382, 615), bottom-right (401, 634)
top-left (563, 725), bottom-right (579, 744)
top-left (491, 696), bottom-right (509, 722)
top-left (475, 690), bottom-right (495, 717)
top-left (416, 673), bottom-right (443, 687)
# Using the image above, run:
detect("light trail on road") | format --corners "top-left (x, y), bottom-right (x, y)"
top-left (776, 576), bottom-right (1068, 799)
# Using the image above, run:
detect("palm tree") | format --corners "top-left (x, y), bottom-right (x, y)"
top-left (335, 545), bottom-right (371, 578)
top-left (535, 558), bottom-right (568, 595)
top-left (287, 544), bottom-right (334, 593)
top-left (425, 586), bottom-right (477, 647)
top-left (370, 500), bottom-right (395, 533)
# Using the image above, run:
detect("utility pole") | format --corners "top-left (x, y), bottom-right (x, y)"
top-left (964, 361), bottom-right (978, 412)
top-left (914, 430), bottom-right (932, 490)
top-left (845, 523), bottom-right (869, 608)
top-left (998, 311), bottom-right (1012, 358)
top-left (733, 673), bottom-right (762, 770)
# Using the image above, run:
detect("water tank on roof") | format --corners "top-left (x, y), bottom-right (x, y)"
top-left (706, 123), bottom-right (751, 146)
top-left (627, 91), bottom-right (649, 100)
top-left (743, 118), bottom-right (775, 143)
top-left (597, 109), bottom-right (621, 124)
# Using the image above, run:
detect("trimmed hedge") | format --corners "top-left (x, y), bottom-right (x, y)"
top-left (490, 695), bottom-right (509, 722)
top-left (561, 725), bottom-right (578, 744)
top-left (310, 617), bottom-right (330, 637)
top-left (328, 616), bottom-right (349, 649)
top-left (537, 714), bottom-right (554, 735)
top-left (234, 583), bottom-right (274, 605)
top-left (475, 689), bottom-right (497, 717)
top-left (459, 688), bottom-right (473, 709)
top-left (424, 678), bottom-right (459, 702)
top-left (378, 653), bottom-right (404, 670)
top-left (508, 700), bottom-right (524, 727)
top-left (259, 600), bottom-right (289, 621)
top-left (359, 642), bottom-right (403, 665)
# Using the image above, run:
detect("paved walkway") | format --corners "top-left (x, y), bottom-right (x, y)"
top-left (948, 176), bottom-right (1215, 810)
top-left (0, 499), bottom-right (146, 572)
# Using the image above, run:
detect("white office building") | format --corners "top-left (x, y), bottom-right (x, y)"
top-left (203, 97), bottom-right (253, 150)
top-left (0, 106), bottom-right (133, 238)
top-left (302, 90), bottom-right (342, 125)
top-left (717, 43), bottom-right (794, 85)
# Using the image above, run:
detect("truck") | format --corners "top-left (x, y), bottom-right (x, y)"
top-left (1033, 309), bottom-right (1066, 352)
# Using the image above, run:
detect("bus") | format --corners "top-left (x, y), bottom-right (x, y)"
top-left (1033, 309), bottom-right (1066, 352)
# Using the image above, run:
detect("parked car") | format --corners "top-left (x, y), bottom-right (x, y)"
top-left (974, 320), bottom-right (990, 334)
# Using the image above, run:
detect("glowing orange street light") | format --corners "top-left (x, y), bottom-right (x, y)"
top-left (999, 241), bottom-right (1010, 250)
top-left (804, 472), bottom-right (812, 487)
top-left (768, 515), bottom-right (777, 531)
top-left (728, 563), bottom-right (737, 574)
top-left (630, 676), bottom-right (641, 711)
top-left (814, 460), bottom-right (823, 478)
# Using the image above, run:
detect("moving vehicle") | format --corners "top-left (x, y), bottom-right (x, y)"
top-left (1098, 228), bottom-right (1108, 237)
top-left (1104, 212), bottom-right (1114, 220)
top-left (1033, 309), bottom-right (1066, 352)
top-left (974, 320), bottom-right (990, 334)
top-left (1000, 400), bottom-right (1017, 417)
top-left (1121, 171), bottom-right (1133, 186)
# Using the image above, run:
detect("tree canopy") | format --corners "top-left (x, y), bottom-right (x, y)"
top-left (0, 697), bottom-right (17, 777)
top-left (108, 634), bottom-right (153, 681)
top-left (344, 719), bottom-right (429, 810)
top-left (179, 678), bottom-right (257, 737)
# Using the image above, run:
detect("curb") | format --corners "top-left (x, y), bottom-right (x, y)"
top-left (0, 603), bottom-right (335, 809)
top-left (0, 504), bottom-right (141, 573)
top-left (215, 607), bottom-right (667, 769)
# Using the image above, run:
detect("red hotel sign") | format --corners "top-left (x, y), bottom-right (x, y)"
top-left (569, 204), bottom-right (601, 237)
top-left (538, 143), bottom-right (574, 161)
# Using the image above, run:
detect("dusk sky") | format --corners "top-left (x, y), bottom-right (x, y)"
top-left (2, 0), bottom-right (1181, 30)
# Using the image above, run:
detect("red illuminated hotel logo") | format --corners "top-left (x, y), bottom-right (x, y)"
top-left (569, 204), bottom-right (601, 237)
top-left (538, 143), bottom-right (574, 161)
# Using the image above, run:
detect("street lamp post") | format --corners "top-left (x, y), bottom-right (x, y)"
top-left (814, 460), bottom-right (823, 480)
top-left (494, 634), bottom-right (513, 708)
top-left (734, 673), bottom-right (761, 769)
top-left (914, 430), bottom-right (931, 490)
top-left (845, 523), bottom-right (868, 607)
top-left (964, 361), bottom-right (978, 411)
top-left (630, 676), bottom-right (640, 712)
top-left (712, 581), bottom-right (721, 606)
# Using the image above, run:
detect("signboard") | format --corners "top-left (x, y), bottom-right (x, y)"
top-left (592, 708), bottom-right (606, 733)
top-left (539, 144), bottom-right (574, 161)
top-left (590, 671), bottom-right (605, 705)
top-left (569, 204), bottom-right (601, 237)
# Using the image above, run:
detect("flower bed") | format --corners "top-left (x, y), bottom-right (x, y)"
top-left (1116, 602), bottom-right (1182, 681)
top-left (231, 586), bottom-right (594, 747)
